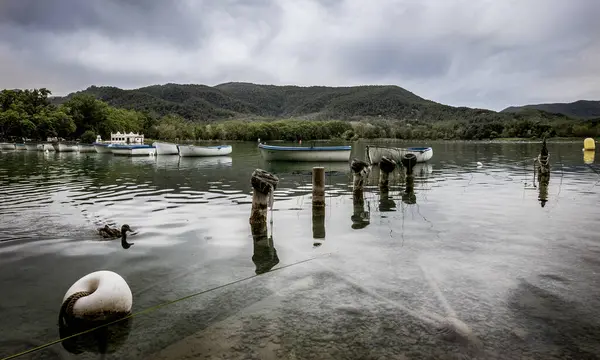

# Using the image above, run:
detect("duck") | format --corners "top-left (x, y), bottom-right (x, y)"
top-left (97, 224), bottom-right (134, 249)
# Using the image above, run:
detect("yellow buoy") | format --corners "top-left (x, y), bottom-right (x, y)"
top-left (583, 137), bottom-right (596, 151)
top-left (584, 150), bottom-right (595, 164)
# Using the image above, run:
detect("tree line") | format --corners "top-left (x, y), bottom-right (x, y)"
top-left (1, 88), bottom-right (598, 143)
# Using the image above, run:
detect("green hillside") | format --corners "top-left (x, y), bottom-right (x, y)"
top-left (502, 100), bottom-right (600, 119)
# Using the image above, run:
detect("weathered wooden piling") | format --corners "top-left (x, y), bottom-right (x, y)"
top-left (537, 138), bottom-right (550, 175)
top-left (350, 158), bottom-right (370, 194)
top-left (312, 167), bottom-right (326, 208)
top-left (312, 204), bottom-right (326, 241)
top-left (402, 173), bottom-right (417, 205)
top-left (379, 156), bottom-right (396, 188)
top-left (250, 169), bottom-right (279, 228)
top-left (401, 153), bottom-right (417, 176)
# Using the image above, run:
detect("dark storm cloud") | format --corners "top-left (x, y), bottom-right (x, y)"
top-left (0, 0), bottom-right (599, 110)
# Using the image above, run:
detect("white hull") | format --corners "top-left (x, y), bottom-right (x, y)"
top-left (258, 144), bottom-right (351, 162)
top-left (152, 142), bottom-right (179, 155)
top-left (111, 146), bottom-right (156, 156)
top-left (0, 143), bottom-right (16, 150)
top-left (53, 143), bottom-right (78, 152)
top-left (178, 144), bottom-right (232, 157)
top-left (77, 144), bottom-right (96, 153)
top-left (37, 143), bottom-right (55, 151)
top-left (25, 144), bottom-right (38, 151)
top-left (94, 143), bottom-right (113, 153)
top-left (366, 145), bottom-right (433, 164)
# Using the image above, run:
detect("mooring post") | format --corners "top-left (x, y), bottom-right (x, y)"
top-left (402, 173), bottom-right (417, 205)
top-left (350, 158), bottom-right (370, 194)
top-left (249, 169), bottom-right (279, 229)
top-left (401, 153), bottom-right (417, 176)
top-left (379, 156), bottom-right (396, 189)
top-left (312, 167), bottom-right (325, 208)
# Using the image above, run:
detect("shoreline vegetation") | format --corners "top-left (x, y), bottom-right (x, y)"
top-left (1, 85), bottom-right (598, 144)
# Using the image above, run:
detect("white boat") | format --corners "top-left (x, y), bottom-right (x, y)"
top-left (25, 143), bottom-right (38, 151)
top-left (258, 143), bottom-right (351, 162)
top-left (152, 141), bottom-right (179, 155)
top-left (37, 143), bottom-right (55, 151)
top-left (366, 145), bottom-right (433, 164)
top-left (178, 144), bottom-right (232, 157)
top-left (0, 142), bottom-right (16, 150)
top-left (53, 143), bottom-right (78, 152)
top-left (110, 144), bottom-right (156, 156)
top-left (77, 144), bottom-right (97, 153)
top-left (15, 143), bottom-right (26, 150)
top-left (93, 143), bottom-right (113, 153)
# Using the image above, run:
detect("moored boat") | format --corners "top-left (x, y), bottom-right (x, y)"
top-left (25, 143), bottom-right (38, 151)
top-left (366, 145), bottom-right (433, 164)
top-left (53, 143), bottom-right (78, 152)
top-left (152, 141), bottom-right (179, 155)
top-left (0, 142), bottom-right (16, 150)
top-left (258, 143), bottom-right (351, 162)
top-left (93, 143), bottom-right (113, 153)
top-left (15, 143), bottom-right (26, 150)
top-left (77, 144), bottom-right (96, 153)
top-left (110, 144), bottom-right (156, 156)
top-left (37, 143), bottom-right (55, 151)
top-left (178, 144), bottom-right (232, 157)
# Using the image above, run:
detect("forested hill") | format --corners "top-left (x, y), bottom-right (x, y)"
top-left (502, 100), bottom-right (600, 119)
top-left (50, 82), bottom-right (571, 124)
top-left (50, 82), bottom-right (437, 121)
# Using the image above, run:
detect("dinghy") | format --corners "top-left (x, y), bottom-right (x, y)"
top-left (366, 145), bottom-right (433, 164)
top-left (258, 143), bottom-right (351, 162)
top-left (152, 141), bottom-right (179, 155)
top-left (178, 144), bottom-right (232, 157)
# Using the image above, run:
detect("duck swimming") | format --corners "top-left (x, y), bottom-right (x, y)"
top-left (97, 224), bottom-right (134, 249)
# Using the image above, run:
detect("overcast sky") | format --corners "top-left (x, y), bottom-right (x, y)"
top-left (0, 0), bottom-right (599, 111)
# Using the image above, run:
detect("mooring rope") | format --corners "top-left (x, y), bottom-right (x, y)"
top-left (0, 254), bottom-right (328, 360)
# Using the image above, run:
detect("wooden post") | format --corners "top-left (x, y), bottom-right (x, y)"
top-left (250, 169), bottom-right (279, 227)
top-left (402, 173), bottom-right (416, 205)
top-left (312, 167), bottom-right (325, 208)
top-left (401, 153), bottom-right (417, 176)
top-left (350, 158), bottom-right (370, 195)
top-left (537, 171), bottom-right (550, 208)
top-left (379, 156), bottom-right (396, 188)
top-left (312, 204), bottom-right (326, 243)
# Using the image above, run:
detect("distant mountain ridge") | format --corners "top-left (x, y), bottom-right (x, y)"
top-left (501, 100), bottom-right (600, 119)
top-left (50, 82), bottom-right (580, 124)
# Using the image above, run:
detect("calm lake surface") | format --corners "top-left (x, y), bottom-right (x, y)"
top-left (1, 140), bottom-right (599, 360)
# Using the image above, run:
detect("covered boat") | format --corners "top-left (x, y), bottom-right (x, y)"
top-left (152, 141), bottom-right (179, 155)
top-left (77, 144), bottom-right (96, 153)
top-left (15, 143), bottom-right (26, 150)
top-left (0, 142), bottom-right (16, 150)
top-left (366, 145), bottom-right (433, 164)
top-left (110, 144), bottom-right (156, 156)
top-left (178, 144), bottom-right (232, 157)
top-left (53, 143), bottom-right (78, 152)
top-left (258, 143), bottom-right (351, 162)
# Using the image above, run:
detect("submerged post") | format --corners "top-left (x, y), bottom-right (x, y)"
top-left (401, 153), bottom-right (417, 176)
top-left (250, 169), bottom-right (279, 229)
top-left (402, 173), bottom-right (416, 205)
top-left (379, 156), bottom-right (396, 188)
top-left (350, 158), bottom-right (370, 194)
top-left (312, 167), bottom-right (325, 208)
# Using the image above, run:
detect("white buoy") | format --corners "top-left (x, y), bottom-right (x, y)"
top-left (61, 270), bottom-right (133, 322)
top-left (476, 162), bottom-right (483, 168)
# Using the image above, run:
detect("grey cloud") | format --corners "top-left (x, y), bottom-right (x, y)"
top-left (0, 0), bottom-right (599, 110)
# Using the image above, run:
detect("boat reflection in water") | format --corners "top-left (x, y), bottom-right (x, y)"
top-left (178, 156), bottom-right (233, 170)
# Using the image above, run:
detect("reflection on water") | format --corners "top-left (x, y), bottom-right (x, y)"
top-left (1, 140), bottom-right (600, 360)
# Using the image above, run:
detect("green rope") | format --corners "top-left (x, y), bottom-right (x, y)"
top-left (1, 254), bottom-right (327, 360)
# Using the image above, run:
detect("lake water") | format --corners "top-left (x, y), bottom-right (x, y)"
top-left (1, 140), bottom-right (599, 360)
